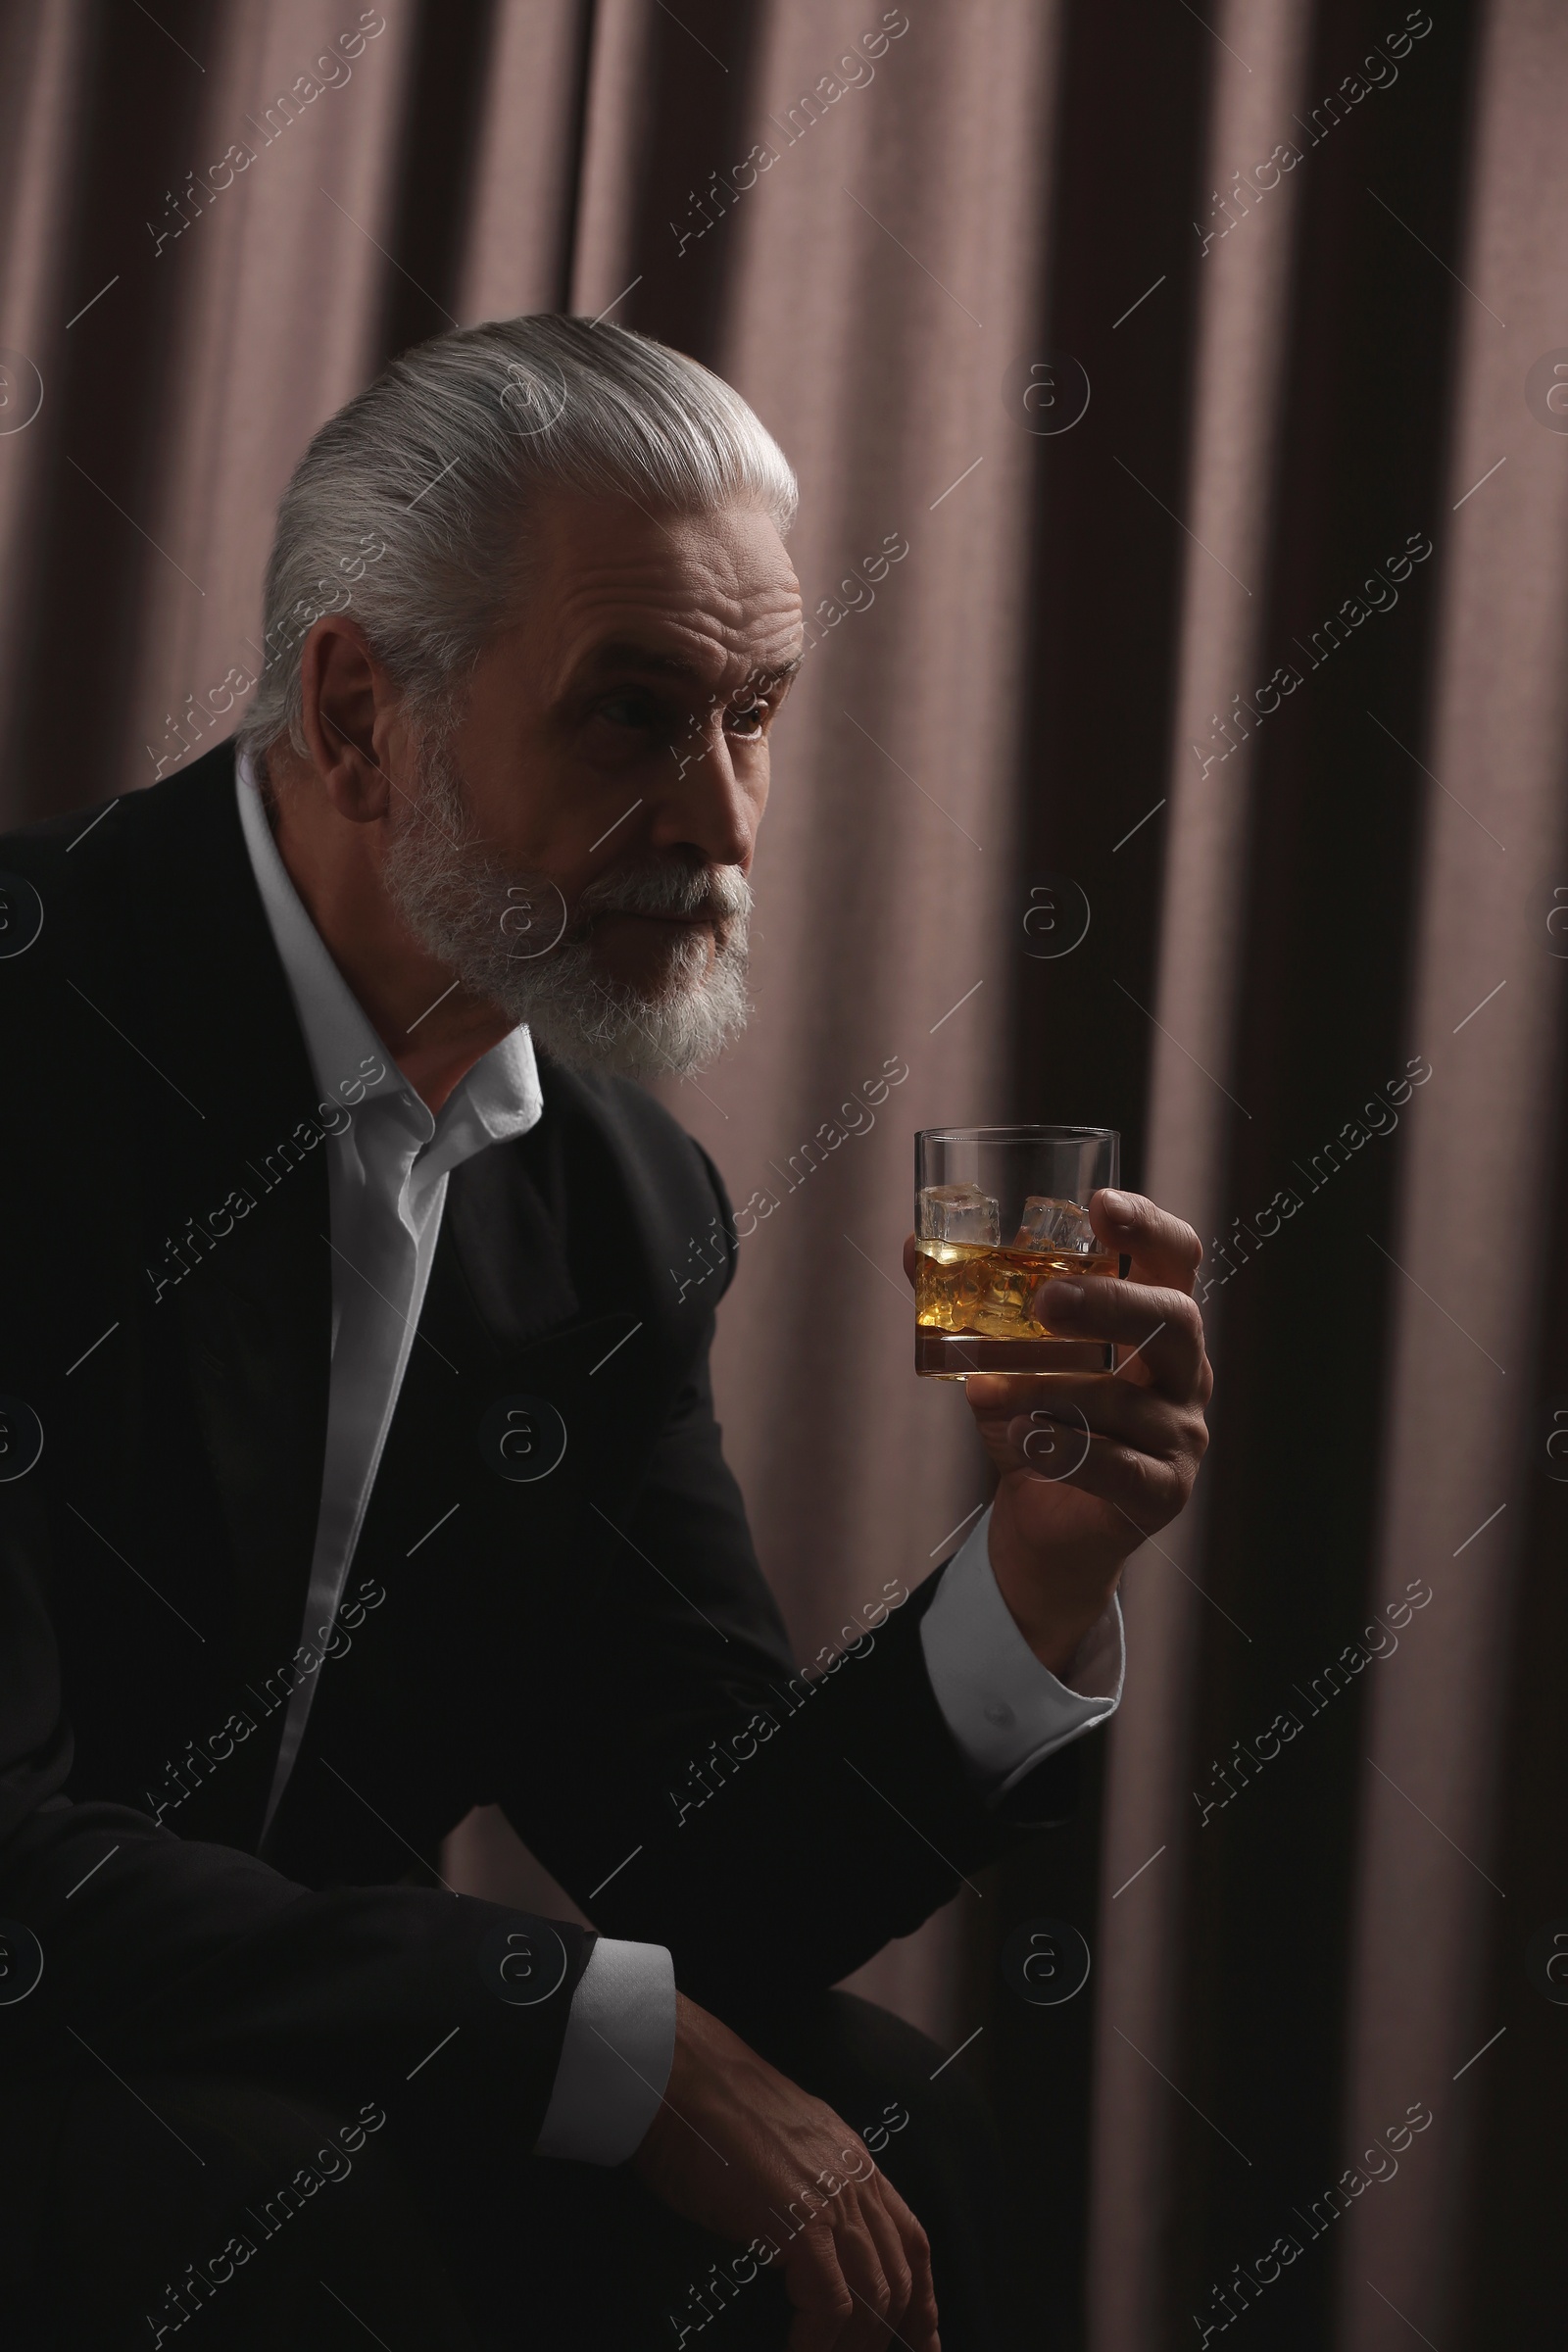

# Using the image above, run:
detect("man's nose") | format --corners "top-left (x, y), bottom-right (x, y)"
top-left (648, 723), bottom-right (757, 869)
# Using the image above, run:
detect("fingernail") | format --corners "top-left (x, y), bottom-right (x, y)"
top-left (1100, 1190), bottom-right (1135, 1225)
top-left (1042, 1281), bottom-right (1083, 1314)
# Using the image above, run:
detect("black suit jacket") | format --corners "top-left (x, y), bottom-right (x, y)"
top-left (0, 739), bottom-right (1077, 2260)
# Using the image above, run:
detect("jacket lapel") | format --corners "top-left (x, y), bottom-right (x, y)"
top-left (118, 743), bottom-right (333, 1823)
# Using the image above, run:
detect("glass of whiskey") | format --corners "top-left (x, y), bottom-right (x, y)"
top-left (914, 1124), bottom-right (1120, 1377)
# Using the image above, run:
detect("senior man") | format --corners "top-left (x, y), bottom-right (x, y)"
top-left (0, 317), bottom-right (1209, 2348)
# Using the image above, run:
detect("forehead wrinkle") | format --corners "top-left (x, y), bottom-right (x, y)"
top-left (541, 515), bottom-right (772, 618)
top-left (546, 577), bottom-right (803, 700)
top-left (515, 493), bottom-right (802, 700)
top-left (549, 547), bottom-right (786, 629)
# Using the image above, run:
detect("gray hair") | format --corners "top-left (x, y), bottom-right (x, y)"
top-left (235, 314), bottom-right (798, 767)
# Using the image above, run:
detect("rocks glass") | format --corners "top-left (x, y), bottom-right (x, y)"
top-left (914, 1124), bottom-right (1120, 1377)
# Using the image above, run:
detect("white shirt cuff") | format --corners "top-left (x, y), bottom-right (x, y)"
top-left (533, 1936), bottom-right (676, 2164)
top-left (918, 1504), bottom-right (1125, 1805)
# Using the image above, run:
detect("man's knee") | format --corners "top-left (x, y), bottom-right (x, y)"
top-left (703, 1987), bottom-right (1022, 2350)
top-left (723, 1988), bottom-right (1001, 2169)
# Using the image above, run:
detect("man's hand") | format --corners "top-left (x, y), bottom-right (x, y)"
top-left (631, 1992), bottom-right (940, 2350)
top-left (904, 1187), bottom-right (1211, 1676)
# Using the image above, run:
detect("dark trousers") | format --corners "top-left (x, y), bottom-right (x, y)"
top-left (9, 1991), bottom-right (1026, 2349)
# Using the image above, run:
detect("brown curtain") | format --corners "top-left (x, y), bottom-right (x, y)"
top-left (1, 3), bottom-right (1559, 2343)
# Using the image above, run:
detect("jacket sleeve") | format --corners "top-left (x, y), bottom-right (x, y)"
top-left (0, 1463), bottom-right (596, 2126)
top-left (499, 1152), bottom-right (1084, 2010)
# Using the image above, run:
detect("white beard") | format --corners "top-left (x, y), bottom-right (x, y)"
top-left (380, 730), bottom-right (754, 1080)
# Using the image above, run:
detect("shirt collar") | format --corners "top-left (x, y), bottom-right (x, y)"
top-left (234, 746), bottom-right (543, 1157)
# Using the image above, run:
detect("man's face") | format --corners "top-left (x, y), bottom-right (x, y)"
top-left (380, 488), bottom-right (803, 1078)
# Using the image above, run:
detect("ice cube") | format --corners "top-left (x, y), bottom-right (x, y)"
top-left (918, 1182), bottom-right (1002, 1247)
top-left (1013, 1195), bottom-right (1097, 1254)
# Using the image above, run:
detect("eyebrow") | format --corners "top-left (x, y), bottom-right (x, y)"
top-left (577, 639), bottom-right (805, 694)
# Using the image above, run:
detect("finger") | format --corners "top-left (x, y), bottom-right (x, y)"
top-left (783, 2230), bottom-right (858, 2351)
top-left (991, 1378), bottom-right (1201, 1463)
top-left (1031, 1277), bottom-right (1206, 1395)
top-left (783, 2197), bottom-right (896, 2352)
top-left (874, 2180), bottom-right (939, 2351)
top-left (853, 2183), bottom-right (916, 2338)
top-left (906, 2235), bottom-right (940, 2352)
top-left (829, 2204), bottom-right (903, 2351)
top-left (1092, 1190), bottom-right (1202, 1293)
top-left (1015, 1420), bottom-right (1198, 1525)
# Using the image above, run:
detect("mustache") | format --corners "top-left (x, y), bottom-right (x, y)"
top-left (573, 858), bottom-right (753, 926)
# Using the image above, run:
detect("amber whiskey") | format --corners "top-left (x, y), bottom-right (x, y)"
top-left (913, 1239), bottom-right (1117, 1377)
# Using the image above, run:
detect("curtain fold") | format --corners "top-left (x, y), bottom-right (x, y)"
top-left (0, 0), bottom-right (89, 764)
top-left (1085, 11), bottom-right (1315, 2343)
top-left (1335, 2), bottom-right (1568, 2342)
top-left (0, 4), bottom-right (1556, 2339)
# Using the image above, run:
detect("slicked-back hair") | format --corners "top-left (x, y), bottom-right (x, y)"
top-left (235, 314), bottom-right (798, 767)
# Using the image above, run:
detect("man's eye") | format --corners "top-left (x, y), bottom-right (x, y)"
top-left (725, 701), bottom-right (766, 739)
top-left (597, 692), bottom-right (661, 729)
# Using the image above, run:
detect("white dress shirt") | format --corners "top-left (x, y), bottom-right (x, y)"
top-left (234, 750), bottom-right (1124, 2162)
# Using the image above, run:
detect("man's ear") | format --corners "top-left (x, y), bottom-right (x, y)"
top-left (297, 614), bottom-right (404, 823)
